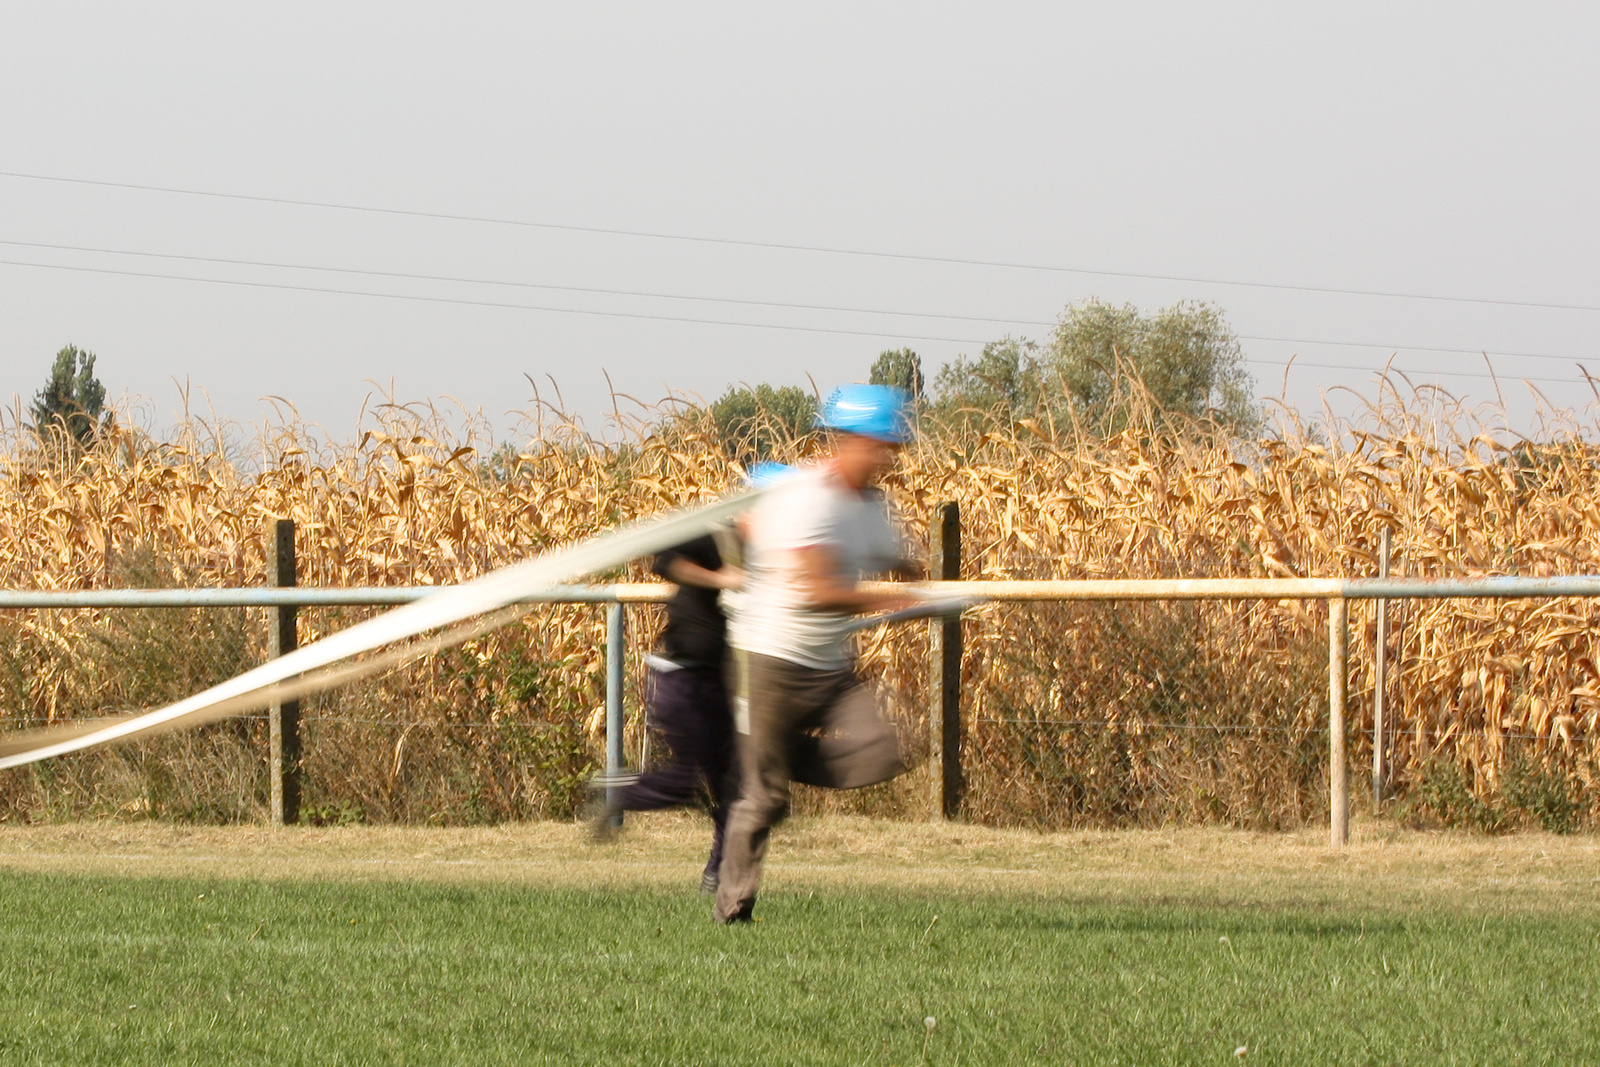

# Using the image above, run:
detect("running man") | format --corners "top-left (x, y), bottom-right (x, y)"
top-left (593, 531), bottom-right (741, 894)
top-left (714, 384), bottom-right (921, 924)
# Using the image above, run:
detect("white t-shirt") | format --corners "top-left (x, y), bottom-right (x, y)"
top-left (730, 462), bottom-right (904, 670)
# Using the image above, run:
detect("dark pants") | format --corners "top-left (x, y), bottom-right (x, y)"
top-left (714, 653), bottom-right (906, 922)
top-left (617, 664), bottom-right (736, 878)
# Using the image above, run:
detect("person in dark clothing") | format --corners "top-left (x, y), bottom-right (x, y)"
top-left (593, 531), bottom-right (741, 893)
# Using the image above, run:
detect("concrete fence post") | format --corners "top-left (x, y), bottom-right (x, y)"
top-left (1329, 596), bottom-right (1350, 847)
top-left (268, 518), bottom-right (301, 826)
top-left (1372, 527), bottom-right (1391, 809)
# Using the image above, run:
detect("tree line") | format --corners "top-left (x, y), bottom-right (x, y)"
top-left (27, 297), bottom-right (1257, 465)
top-left (709, 297), bottom-right (1258, 464)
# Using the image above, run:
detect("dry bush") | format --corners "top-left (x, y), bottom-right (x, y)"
top-left (2, 379), bottom-right (1598, 830)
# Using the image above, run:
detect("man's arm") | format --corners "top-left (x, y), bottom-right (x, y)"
top-left (663, 556), bottom-right (743, 591)
top-left (795, 545), bottom-right (919, 614)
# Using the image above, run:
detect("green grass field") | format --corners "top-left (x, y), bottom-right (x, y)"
top-left (0, 825), bottom-right (1593, 1062)
top-left (2, 828), bottom-right (1598, 1066)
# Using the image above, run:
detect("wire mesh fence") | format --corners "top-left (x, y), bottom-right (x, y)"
top-left (0, 600), bottom-right (654, 825)
top-left (952, 600), bottom-right (1330, 829)
top-left (0, 596), bottom-right (269, 821)
top-left (1, 592), bottom-right (1598, 831)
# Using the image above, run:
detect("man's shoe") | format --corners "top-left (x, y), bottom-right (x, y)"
top-left (714, 902), bottom-right (754, 924)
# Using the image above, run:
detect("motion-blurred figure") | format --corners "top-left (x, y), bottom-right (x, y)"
top-left (714, 384), bottom-right (921, 924)
top-left (593, 532), bottom-right (741, 893)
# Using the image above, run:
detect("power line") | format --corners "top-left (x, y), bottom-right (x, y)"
top-left (4, 169), bottom-right (1597, 315)
top-left (4, 238), bottom-right (1593, 369)
top-left (0, 238), bottom-right (1041, 329)
top-left (1242, 333), bottom-right (1594, 368)
top-left (1244, 354), bottom-right (1589, 389)
top-left (1, 255), bottom-right (1590, 389)
top-left (0, 257), bottom-right (996, 345)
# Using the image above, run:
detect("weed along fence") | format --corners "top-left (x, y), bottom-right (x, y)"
top-left (5, 545), bottom-right (1600, 843)
top-left (3, 579), bottom-right (1600, 844)
top-left (902, 573), bottom-right (1600, 844)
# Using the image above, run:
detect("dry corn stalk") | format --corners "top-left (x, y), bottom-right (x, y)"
top-left (0, 379), bottom-right (1596, 827)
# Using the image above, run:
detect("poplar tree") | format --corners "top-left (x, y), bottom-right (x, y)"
top-left (30, 345), bottom-right (108, 450)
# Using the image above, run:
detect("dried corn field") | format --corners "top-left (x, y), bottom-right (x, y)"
top-left (2, 384), bottom-right (1598, 831)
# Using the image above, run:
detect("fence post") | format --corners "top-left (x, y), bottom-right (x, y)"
top-left (929, 502), bottom-right (964, 819)
top-left (1329, 596), bottom-right (1349, 847)
top-left (605, 601), bottom-right (626, 830)
top-left (268, 518), bottom-right (301, 827)
top-left (1372, 527), bottom-right (1390, 810)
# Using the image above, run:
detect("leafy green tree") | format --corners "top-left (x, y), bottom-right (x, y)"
top-left (1049, 299), bottom-right (1257, 436)
top-left (708, 383), bottom-right (817, 465)
top-left (929, 301), bottom-right (1258, 438)
top-left (868, 348), bottom-right (925, 398)
top-left (930, 337), bottom-right (1043, 418)
top-left (30, 344), bottom-right (108, 450)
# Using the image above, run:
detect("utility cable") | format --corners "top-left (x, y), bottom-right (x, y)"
top-left (2, 241), bottom-right (1592, 370)
top-left (4, 169), bottom-right (1597, 315)
top-left (0, 237), bottom-right (1038, 329)
top-left (0, 257), bottom-right (1590, 388)
top-left (0, 256), bottom-right (1009, 345)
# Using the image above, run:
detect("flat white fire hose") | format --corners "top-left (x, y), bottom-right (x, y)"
top-left (0, 490), bottom-right (759, 769)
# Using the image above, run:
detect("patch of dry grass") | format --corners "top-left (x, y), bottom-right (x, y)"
top-left (1, 815), bottom-right (1596, 915)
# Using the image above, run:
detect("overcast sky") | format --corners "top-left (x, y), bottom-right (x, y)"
top-left (3, 2), bottom-right (1597, 441)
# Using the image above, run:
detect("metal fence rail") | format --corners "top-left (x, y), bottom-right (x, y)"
top-left (10, 573), bottom-right (1600, 609)
top-left (5, 573), bottom-right (1599, 845)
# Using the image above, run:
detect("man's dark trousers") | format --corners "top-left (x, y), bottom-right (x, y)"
top-left (714, 652), bottom-right (906, 922)
top-left (616, 664), bottom-right (736, 879)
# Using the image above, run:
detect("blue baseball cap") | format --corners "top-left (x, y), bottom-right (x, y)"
top-left (816, 384), bottom-right (914, 444)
